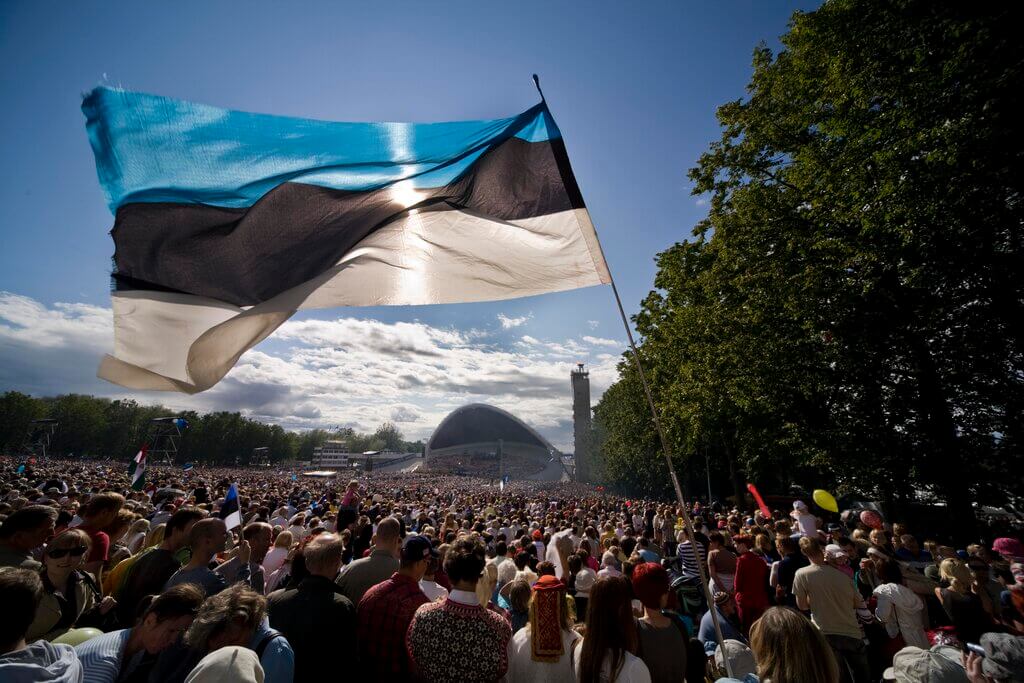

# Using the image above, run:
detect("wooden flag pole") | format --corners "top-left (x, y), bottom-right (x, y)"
top-left (532, 73), bottom-right (733, 677)
top-left (607, 276), bottom-right (735, 679)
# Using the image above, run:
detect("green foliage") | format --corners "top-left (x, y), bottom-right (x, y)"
top-left (0, 391), bottom-right (422, 464)
top-left (596, 0), bottom-right (1024, 513)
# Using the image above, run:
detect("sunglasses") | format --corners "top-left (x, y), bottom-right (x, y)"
top-left (47, 546), bottom-right (88, 559)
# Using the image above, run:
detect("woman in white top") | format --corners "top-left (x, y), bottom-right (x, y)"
top-left (573, 575), bottom-right (651, 683)
top-left (286, 514), bottom-right (308, 542)
top-left (873, 558), bottom-right (929, 648)
top-left (261, 530), bottom-right (292, 575)
top-left (507, 574), bottom-right (580, 683)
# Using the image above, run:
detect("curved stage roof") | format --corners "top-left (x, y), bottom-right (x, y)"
top-left (425, 404), bottom-right (564, 481)
top-left (427, 403), bottom-right (554, 453)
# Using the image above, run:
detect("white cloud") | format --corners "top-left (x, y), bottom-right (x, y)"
top-left (587, 320), bottom-right (600, 330)
top-left (497, 312), bottom-right (531, 329)
top-left (695, 197), bottom-right (708, 207)
top-left (582, 335), bottom-right (622, 348)
top-left (0, 292), bottom-right (621, 451)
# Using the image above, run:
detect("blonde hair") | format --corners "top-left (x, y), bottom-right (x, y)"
top-left (145, 523), bottom-right (166, 548)
top-left (939, 558), bottom-right (974, 593)
top-left (749, 607), bottom-right (839, 683)
top-left (273, 530), bottom-right (294, 549)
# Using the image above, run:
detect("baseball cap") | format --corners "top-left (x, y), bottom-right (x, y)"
top-left (401, 535), bottom-right (438, 562)
top-left (980, 633), bottom-right (1024, 681)
top-left (882, 645), bottom-right (967, 682)
top-left (714, 640), bottom-right (757, 678)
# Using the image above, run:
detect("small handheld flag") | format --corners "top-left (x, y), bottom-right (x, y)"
top-left (183, 462), bottom-right (194, 473)
top-left (129, 445), bottom-right (147, 491)
top-left (220, 483), bottom-right (241, 530)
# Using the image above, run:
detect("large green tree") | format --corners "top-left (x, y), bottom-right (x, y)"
top-left (596, 1), bottom-right (1024, 521)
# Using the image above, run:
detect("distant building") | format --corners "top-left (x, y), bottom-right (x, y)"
top-left (572, 363), bottom-right (594, 482)
top-left (425, 403), bottom-right (567, 481)
top-left (311, 440), bottom-right (351, 469)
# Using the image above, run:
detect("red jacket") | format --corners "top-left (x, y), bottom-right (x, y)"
top-left (734, 550), bottom-right (769, 606)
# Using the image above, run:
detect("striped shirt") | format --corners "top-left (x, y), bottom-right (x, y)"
top-left (75, 628), bottom-right (138, 683)
top-left (677, 540), bottom-right (707, 577)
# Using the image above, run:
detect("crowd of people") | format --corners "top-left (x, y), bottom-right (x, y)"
top-left (0, 455), bottom-right (1022, 683)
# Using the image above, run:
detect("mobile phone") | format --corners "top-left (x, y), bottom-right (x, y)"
top-left (966, 643), bottom-right (985, 658)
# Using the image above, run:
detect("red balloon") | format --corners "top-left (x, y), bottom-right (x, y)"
top-left (860, 509), bottom-right (883, 530)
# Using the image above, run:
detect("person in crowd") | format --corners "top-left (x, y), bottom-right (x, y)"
top-left (506, 574), bottom-right (580, 683)
top-left (964, 633), bottom-right (1024, 683)
top-left (793, 536), bottom-right (871, 683)
top-left (261, 531), bottom-right (291, 576)
top-left (895, 534), bottom-right (933, 570)
top-left (935, 558), bottom-right (994, 646)
top-left (881, 644), bottom-right (968, 682)
top-left (113, 508), bottom-right (204, 626)
top-left (771, 534), bottom-right (807, 608)
top-left (0, 568), bottom-right (84, 683)
top-left (676, 526), bottom-right (708, 578)
top-left (574, 575), bottom-right (651, 683)
top-left (699, 591), bottom-right (748, 656)
top-left (267, 533), bottom-right (355, 681)
top-left (503, 578), bottom-right (533, 632)
top-left (75, 493), bottom-right (125, 582)
top-left (123, 519), bottom-right (149, 556)
top-left (103, 510), bottom-right (135, 571)
top-left (708, 531), bottom-right (737, 594)
top-left (599, 550), bottom-right (623, 579)
top-left (0, 505), bottom-right (57, 569)
top-left (790, 500), bottom-right (819, 538)
top-left (335, 515), bottom-right (400, 605)
top-left (217, 522), bottom-right (272, 593)
top-left (573, 550), bottom-right (598, 621)
top-left (165, 518), bottom-right (252, 596)
top-left (873, 558), bottom-right (929, 650)
top-left (27, 529), bottom-right (116, 642)
top-left (151, 583), bottom-right (293, 683)
top-left (748, 606), bottom-right (840, 683)
top-left (184, 646), bottom-right (265, 683)
top-left (733, 535), bottom-right (770, 633)
top-left (356, 534), bottom-right (433, 678)
top-left (75, 583), bottom-right (204, 683)
top-left (407, 538), bottom-right (512, 682)
top-left (710, 639), bottom-right (758, 682)
top-left (420, 554), bottom-right (449, 601)
top-left (631, 562), bottom-right (688, 683)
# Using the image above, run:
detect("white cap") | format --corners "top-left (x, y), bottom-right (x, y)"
top-left (882, 645), bottom-right (967, 682)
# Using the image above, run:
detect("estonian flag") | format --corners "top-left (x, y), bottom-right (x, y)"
top-left (82, 88), bottom-right (611, 393)
top-left (220, 483), bottom-right (241, 530)
top-left (129, 445), bottom-right (147, 491)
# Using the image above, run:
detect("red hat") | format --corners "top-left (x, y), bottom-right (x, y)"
top-left (631, 562), bottom-right (669, 609)
top-left (532, 529), bottom-right (543, 540)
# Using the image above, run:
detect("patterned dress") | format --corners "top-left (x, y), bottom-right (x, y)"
top-left (406, 597), bottom-right (512, 682)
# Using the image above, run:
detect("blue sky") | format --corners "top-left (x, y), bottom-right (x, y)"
top-left (0, 0), bottom-right (819, 450)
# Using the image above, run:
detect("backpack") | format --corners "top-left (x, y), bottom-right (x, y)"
top-left (103, 545), bottom-right (157, 596)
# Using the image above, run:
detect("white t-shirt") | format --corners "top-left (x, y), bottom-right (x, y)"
top-left (420, 579), bottom-right (449, 602)
top-left (571, 642), bottom-right (652, 683)
top-left (506, 626), bottom-right (579, 683)
top-left (794, 512), bottom-right (818, 538)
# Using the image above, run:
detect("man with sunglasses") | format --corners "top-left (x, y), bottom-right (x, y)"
top-left (0, 505), bottom-right (57, 570)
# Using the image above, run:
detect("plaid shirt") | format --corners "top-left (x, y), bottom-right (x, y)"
top-left (356, 571), bottom-right (429, 676)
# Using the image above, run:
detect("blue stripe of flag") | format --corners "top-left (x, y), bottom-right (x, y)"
top-left (83, 87), bottom-right (561, 212)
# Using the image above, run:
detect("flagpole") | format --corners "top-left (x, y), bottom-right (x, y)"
top-left (531, 73), bottom-right (734, 678)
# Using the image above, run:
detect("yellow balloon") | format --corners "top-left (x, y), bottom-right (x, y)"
top-left (813, 489), bottom-right (839, 513)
